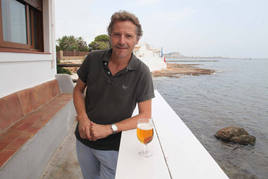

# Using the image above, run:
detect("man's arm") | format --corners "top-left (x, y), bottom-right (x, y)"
top-left (115, 99), bottom-right (152, 131)
top-left (73, 79), bottom-right (92, 140)
top-left (90, 99), bottom-right (152, 141)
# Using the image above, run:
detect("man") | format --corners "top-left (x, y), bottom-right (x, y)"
top-left (73, 10), bottom-right (154, 179)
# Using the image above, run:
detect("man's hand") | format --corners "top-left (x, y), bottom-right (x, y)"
top-left (77, 116), bottom-right (92, 140)
top-left (90, 122), bottom-right (113, 141)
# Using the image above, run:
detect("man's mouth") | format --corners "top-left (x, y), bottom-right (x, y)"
top-left (116, 46), bottom-right (128, 49)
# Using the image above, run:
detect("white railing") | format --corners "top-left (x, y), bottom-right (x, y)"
top-left (116, 90), bottom-right (229, 179)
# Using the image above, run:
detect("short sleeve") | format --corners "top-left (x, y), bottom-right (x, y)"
top-left (136, 65), bottom-right (155, 102)
top-left (77, 55), bottom-right (90, 83)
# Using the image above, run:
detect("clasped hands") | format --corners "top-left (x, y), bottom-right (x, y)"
top-left (78, 116), bottom-right (113, 141)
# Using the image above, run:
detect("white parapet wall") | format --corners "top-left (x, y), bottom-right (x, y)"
top-left (116, 90), bottom-right (229, 179)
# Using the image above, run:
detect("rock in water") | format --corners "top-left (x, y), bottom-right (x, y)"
top-left (215, 126), bottom-right (256, 145)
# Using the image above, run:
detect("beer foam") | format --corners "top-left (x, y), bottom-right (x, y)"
top-left (137, 123), bottom-right (153, 130)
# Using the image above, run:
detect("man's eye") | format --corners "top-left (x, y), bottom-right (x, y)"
top-left (126, 34), bottom-right (133, 38)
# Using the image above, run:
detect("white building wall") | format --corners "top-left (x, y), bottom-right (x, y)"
top-left (0, 0), bottom-right (56, 98)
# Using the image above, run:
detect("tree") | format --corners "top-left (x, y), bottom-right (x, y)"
top-left (56, 45), bottom-right (60, 52)
top-left (94, 34), bottom-right (110, 42)
top-left (88, 34), bottom-right (110, 51)
top-left (77, 37), bottom-right (89, 51)
top-left (57, 35), bottom-right (89, 51)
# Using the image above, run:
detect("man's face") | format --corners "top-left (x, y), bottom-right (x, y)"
top-left (110, 21), bottom-right (139, 60)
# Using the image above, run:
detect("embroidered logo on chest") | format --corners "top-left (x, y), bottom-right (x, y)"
top-left (122, 84), bottom-right (128, 90)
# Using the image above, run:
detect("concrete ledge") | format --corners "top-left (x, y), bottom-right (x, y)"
top-left (55, 74), bottom-right (74, 94)
top-left (116, 90), bottom-right (228, 179)
top-left (152, 91), bottom-right (228, 178)
top-left (0, 75), bottom-right (76, 179)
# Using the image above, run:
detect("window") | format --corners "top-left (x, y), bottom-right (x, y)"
top-left (0, 0), bottom-right (43, 52)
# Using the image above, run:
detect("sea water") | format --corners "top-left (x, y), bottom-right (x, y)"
top-left (153, 58), bottom-right (268, 179)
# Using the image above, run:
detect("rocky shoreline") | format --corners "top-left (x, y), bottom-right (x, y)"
top-left (152, 63), bottom-right (215, 78)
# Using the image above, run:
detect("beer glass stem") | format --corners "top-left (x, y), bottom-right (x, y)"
top-left (142, 144), bottom-right (151, 157)
top-left (143, 144), bottom-right (147, 154)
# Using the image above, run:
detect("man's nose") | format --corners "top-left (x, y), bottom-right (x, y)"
top-left (119, 35), bottom-right (126, 44)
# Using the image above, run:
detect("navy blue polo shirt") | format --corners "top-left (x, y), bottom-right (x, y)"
top-left (75, 49), bottom-right (155, 151)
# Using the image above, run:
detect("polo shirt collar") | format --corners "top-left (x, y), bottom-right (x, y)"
top-left (102, 49), bottom-right (111, 63)
top-left (103, 49), bottom-right (139, 71)
top-left (127, 54), bottom-right (138, 71)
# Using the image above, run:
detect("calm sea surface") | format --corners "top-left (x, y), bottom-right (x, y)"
top-left (153, 58), bottom-right (268, 179)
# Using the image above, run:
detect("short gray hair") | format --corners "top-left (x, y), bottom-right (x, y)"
top-left (107, 10), bottom-right (143, 39)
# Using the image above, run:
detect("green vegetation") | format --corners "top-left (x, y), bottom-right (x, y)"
top-left (57, 35), bottom-right (89, 51)
top-left (56, 34), bottom-right (111, 74)
top-left (57, 66), bottom-right (72, 75)
top-left (88, 34), bottom-right (110, 51)
top-left (56, 34), bottom-right (111, 52)
top-left (56, 56), bottom-right (72, 75)
top-left (94, 34), bottom-right (110, 42)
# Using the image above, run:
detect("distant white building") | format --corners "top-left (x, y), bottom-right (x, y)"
top-left (0, 0), bottom-right (56, 97)
top-left (134, 43), bottom-right (167, 72)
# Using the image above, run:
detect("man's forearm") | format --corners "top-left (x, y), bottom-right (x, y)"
top-left (90, 99), bottom-right (152, 141)
top-left (114, 99), bottom-right (152, 133)
top-left (73, 87), bottom-right (88, 120)
top-left (73, 82), bottom-right (93, 140)
top-left (114, 114), bottom-right (148, 132)
top-left (90, 113), bottom-right (148, 141)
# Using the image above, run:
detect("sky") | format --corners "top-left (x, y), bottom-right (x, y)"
top-left (55, 0), bottom-right (268, 58)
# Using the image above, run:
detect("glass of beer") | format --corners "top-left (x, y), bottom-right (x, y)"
top-left (137, 118), bottom-right (154, 157)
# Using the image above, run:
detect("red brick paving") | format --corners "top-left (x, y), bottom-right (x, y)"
top-left (0, 150), bottom-right (16, 167)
